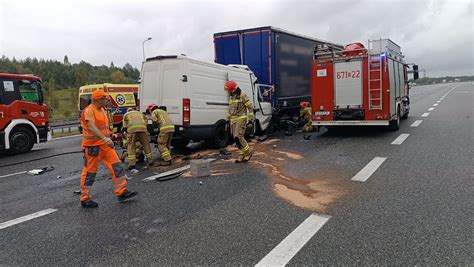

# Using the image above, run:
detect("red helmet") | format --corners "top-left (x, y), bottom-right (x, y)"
top-left (300, 101), bottom-right (310, 108)
top-left (224, 80), bottom-right (238, 93)
top-left (146, 104), bottom-right (157, 114)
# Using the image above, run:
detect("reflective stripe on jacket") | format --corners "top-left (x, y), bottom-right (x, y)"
top-left (227, 93), bottom-right (253, 121)
top-left (300, 107), bottom-right (312, 121)
top-left (123, 110), bottom-right (147, 133)
top-left (151, 109), bottom-right (175, 133)
top-left (81, 104), bottom-right (111, 146)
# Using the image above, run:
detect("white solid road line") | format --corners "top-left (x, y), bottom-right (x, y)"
top-left (0, 208), bottom-right (57, 230)
top-left (410, 120), bottom-right (423, 127)
top-left (0, 171), bottom-right (27, 179)
top-left (351, 157), bottom-right (387, 182)
top-left (421, 113), bottom-right (430, 117)
top-left (256, 213), bottom-right (331, 267)
top-left (391, 134), bottom-right (410, 145)
top-left (428, 107), bottom-right (435, 111)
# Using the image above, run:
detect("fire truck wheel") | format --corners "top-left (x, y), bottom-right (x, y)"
top-left (401, 111), bottom-right (409, 120)
top-left (9, 126), bottom-right (35, 154)
top-left (389, 111), bottom-right (400, 131)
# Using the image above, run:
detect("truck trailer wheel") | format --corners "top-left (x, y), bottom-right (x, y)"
top-left (9, 127), bottom-right (35, 154)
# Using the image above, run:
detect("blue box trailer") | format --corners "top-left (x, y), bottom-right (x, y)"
top-left (214, 26), bottom-right (343, 117)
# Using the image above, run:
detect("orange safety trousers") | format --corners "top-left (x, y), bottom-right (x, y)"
top-left (80, 144), bottom-right (128, 202)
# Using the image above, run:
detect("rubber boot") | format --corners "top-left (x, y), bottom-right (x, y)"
top-left (118, 190), bottom-right (138, 202)
top-left (81, 199), bottom-right (98, 208)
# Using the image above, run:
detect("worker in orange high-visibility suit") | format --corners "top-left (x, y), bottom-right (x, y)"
top-left (79, 90), bottom-right (138, 208)
top-left (146, 104), bottom-right (175, 166)
top-left (225, 80), bottom-right (254, 163)
top-left (122, 107), bottom-right (153, 173)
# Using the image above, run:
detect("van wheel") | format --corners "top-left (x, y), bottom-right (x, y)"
top-left (210, 124), bottom-right (228, 148)
top-left (254, 120), bottom-right (263, 136)
top-left (10, 127), bottom-right (35, 154)
top-left (171, 138), bottom-right (190, 149)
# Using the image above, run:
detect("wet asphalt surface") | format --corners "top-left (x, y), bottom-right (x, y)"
top-left (0, 82), bottom-right (472, 265)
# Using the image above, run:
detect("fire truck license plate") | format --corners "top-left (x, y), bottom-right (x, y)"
top-left (314, 111), bottom-right (330, 115)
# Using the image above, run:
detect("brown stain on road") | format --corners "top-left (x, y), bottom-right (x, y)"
top-left (249, 139), bottom-right (349, 213)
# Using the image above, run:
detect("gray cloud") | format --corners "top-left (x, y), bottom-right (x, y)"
top-left (1, 0), bottom-right (472, 76)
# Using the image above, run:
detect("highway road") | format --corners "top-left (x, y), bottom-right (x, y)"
top-left (0, 82), bottom-right (472, 265)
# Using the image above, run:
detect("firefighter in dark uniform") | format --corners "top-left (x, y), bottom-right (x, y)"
top-left (225, 80), bottom-right (254, 163)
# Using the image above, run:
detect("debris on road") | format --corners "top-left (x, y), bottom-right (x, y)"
top-left (155, 172), bottom-right (183, 182)
top-left (190, 159), bottom-right (210, 177)
top-left (27, 166), bottom-right (55, 175)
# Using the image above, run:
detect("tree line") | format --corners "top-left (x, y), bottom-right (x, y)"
top-left (0, 55), bottom-right (140, 91)
top-left (413, 76), bottom-right (474, 85)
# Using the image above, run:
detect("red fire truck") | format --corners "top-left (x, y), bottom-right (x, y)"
top-left (0, 73), bottom-right (49, 154)
top-left (311, 39), bottom-right (418, 130)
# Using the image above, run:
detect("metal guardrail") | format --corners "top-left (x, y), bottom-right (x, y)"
top-left (50, 120), bottom-right (80, 135)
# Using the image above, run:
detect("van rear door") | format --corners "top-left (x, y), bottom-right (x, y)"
top-left (141, 61), bottom-right (163, 111)
top-left (161, 61), bottom-right (183, 124)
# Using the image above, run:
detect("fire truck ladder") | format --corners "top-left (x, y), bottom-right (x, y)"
top-left (368, 39), bottom-right (383, 110)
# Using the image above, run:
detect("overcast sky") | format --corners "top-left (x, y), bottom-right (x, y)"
top-left (0, 0), bottom-right (472, 77)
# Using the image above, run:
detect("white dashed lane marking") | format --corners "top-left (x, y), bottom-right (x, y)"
top-left (0, 209), bottom-right (57, 230)
top-left (428, 107), bottom-right (435, 111)
top-left (391, 134), bottom-right (410, 145)
top-left (421, 113), bottom-right (430, 117)
top-left (351, 157), bottom-right (387, 182)
top-left (256, 213), bottom-right (331, 266)
top-left (410, 120), bottom-right (423, 127)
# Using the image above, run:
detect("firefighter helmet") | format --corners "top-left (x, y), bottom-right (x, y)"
top-left (300, 101), bottom-right (310, 108)
top-left (146, 104), bottom-right (158, 114)
top-left (224, 80), bottom-right (238, 93)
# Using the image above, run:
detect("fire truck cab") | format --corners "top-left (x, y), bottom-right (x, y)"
top-left (311, 39), bottom-right (418, 130)
top-left (0, 73), bottom-right (49, 154)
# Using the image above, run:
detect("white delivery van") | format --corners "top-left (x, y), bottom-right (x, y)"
top-left (139, 55), bottom-right (272, 148)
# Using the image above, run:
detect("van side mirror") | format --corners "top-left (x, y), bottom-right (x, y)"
top-left (413, 65), bottom-right (419, 80)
